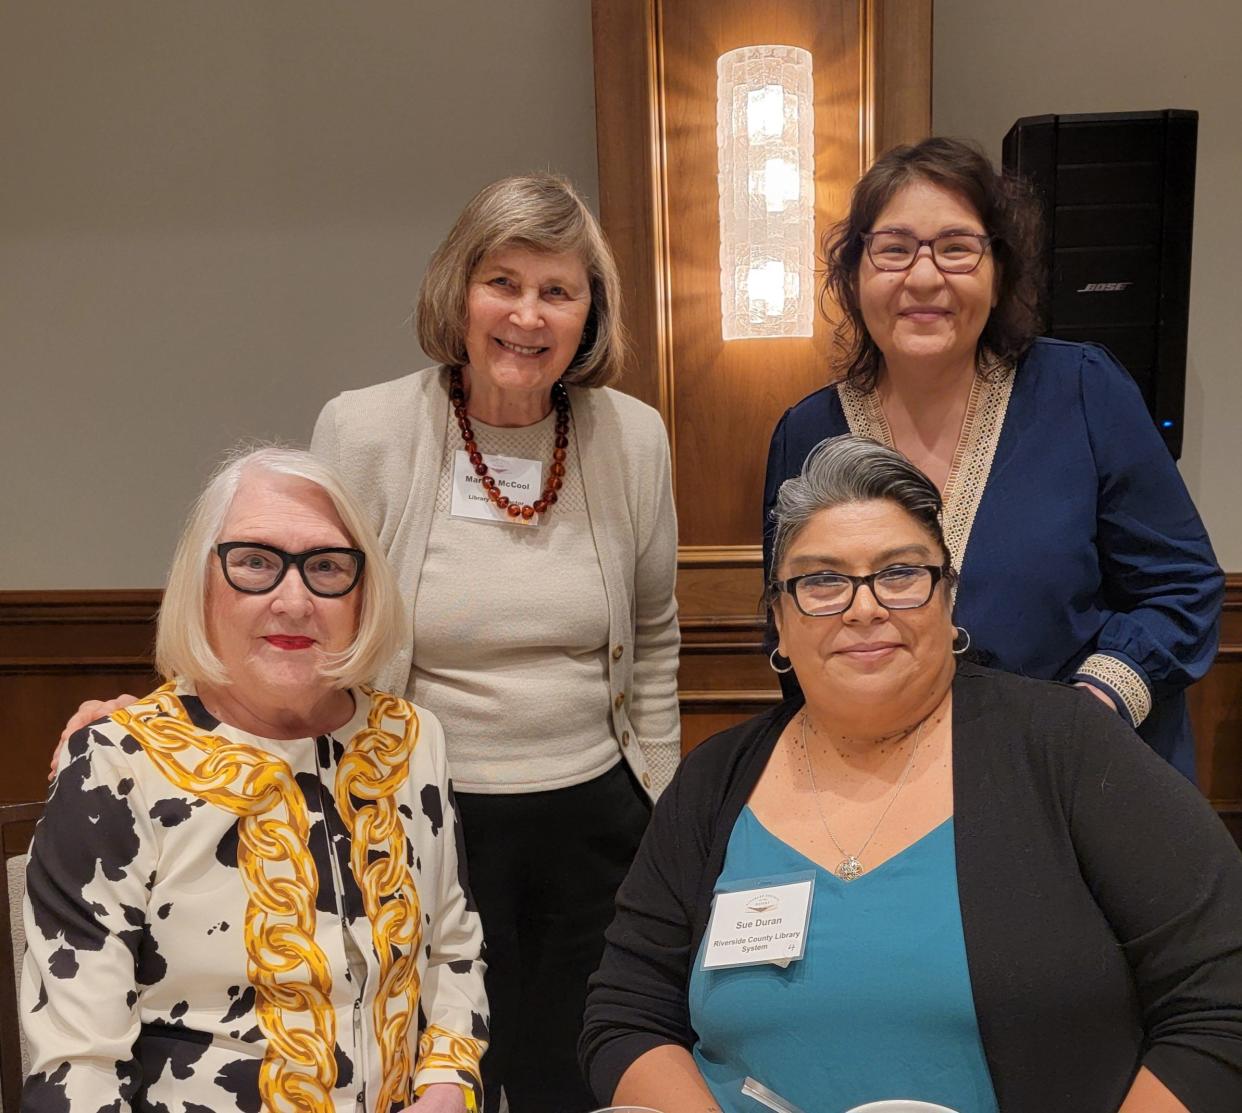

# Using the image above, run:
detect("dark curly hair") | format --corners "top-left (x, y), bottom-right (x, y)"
top-left (821, 136), bottom-right (1045, 391)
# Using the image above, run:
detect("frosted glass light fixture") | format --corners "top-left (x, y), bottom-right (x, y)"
top-left (717, 45), bottom-right (814, 340)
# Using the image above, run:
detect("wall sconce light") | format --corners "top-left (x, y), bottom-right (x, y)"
top-left (716, 45), bottom-right (815, 340)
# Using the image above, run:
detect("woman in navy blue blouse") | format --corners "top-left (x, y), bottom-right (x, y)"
top-left (763, 137), bottom-right (1222, 777)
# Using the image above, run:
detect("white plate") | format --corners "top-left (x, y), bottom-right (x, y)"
top-left (843, 1102), bottom-right (961, 1113)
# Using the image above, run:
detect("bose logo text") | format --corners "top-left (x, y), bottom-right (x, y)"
top-left (1076, 282), bottom-right (1133, 293)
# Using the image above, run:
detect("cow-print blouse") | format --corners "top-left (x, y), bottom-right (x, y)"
top-left (21, 682), bottom-right (488, 1112)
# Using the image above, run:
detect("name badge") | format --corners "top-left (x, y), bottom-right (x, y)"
top-left (450, 450), bottom-right (544, 527)
top-left (702, 874), bottom-right (815, 970)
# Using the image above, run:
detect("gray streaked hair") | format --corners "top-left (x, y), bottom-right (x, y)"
top-left (156, 445), bottom-right (403, 689)
top-left (767, 435), bottom-right (953, 597)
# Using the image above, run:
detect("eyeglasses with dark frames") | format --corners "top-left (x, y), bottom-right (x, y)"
top-left (215, 542), bottom-right (366, 598)
top-left (772, 564), bottom-right (949, 617)
top-left (861, 231), bottom-right (994, 274)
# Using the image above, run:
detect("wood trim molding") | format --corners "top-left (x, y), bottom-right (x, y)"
top-left (0, 590), bottom-right (162, 623)
top-left (859, 0), bottom-right (876, 169)
top-left (680, 689), bottom-right (782, 707)
top-left (678, 545), bottom-right (764, 568)
top-left (650, 1), bottom-right (676, 442)
top-left (5, 577), bottom-right (1237, 650)
top-left (1, 660), bottom-right (155, 675)
top-left (871, 0), bottom-right (934, 155)
top-left (680, 617), bottom-right (765, 634)
top-left (0, 590), bottom-right (161, 673)
top-left (682, 639), bottom-right (767, 654)
top-left (591, 0), bottom-right (674, 429)
top-left (1224, 573), bottom-right (1242, 610)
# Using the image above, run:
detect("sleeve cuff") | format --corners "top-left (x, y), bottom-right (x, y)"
top-left (1073, 653), bottom-right (1153, 727)
top-left (637, 736), bottom-right (681, 798)
top-left (415, 1026), bottom-right (486, 1110)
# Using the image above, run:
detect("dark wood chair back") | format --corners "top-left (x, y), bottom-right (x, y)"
top-left (0, 802), bottom-right (43, 1113)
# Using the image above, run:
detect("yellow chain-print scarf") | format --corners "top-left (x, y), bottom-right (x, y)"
top-left (116, 683), bottom-right (424, 1112)
top-left (116, 684), bottom-right (339, 1109)
top-left (334, 691), bottom-right (422, 1111)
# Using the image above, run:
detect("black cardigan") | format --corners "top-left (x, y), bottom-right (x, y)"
top-left (580, 665), bottom-right (1242, 1112)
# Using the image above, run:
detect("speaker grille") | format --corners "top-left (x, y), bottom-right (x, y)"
top-left (1003, 110), bottom-right (1198, 457)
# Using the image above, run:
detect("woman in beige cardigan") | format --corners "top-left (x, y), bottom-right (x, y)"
top-left (310, 178), bottom-right (680, 1113)
top-left (312, 174), bottom-right (680, 1113)
top-left (58, 174), bottom-right (680, 1113)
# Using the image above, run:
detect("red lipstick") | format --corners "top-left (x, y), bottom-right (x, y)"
top-left (264, 635), bottom-right (315, 650)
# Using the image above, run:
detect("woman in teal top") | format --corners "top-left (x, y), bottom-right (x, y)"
top-left (677, 436), bottom-right (988, 1110)
top-left (690, 812), bottom-right (996, 1112)
top-left (581, 436), bottom-right (1242, 1113)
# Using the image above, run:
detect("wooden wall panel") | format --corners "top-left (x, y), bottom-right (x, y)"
top-left (590, 0), bottom-right (668, 414)
top-left (0, 586), bottom-right (1238, 841)
top-left (1190, 586), bottom-right (1242, 842)
top-left (593, 0), bottom-right (934, 546)
top-left (871, 0), bottom-right (934, 154)
top-left (676, 549), bottom-right (774, 751)
top-left (661, 1), bottom-right (855, 547)
top-left (0, 592), bottom-right (160, 804)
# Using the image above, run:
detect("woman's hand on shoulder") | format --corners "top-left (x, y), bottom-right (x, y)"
top-left (50, 694), bottom-right (140, 780)
top-left (405, 1083), bottom-right (468, 1112)
top-left (1074, 681), bottom-right (1119, 713)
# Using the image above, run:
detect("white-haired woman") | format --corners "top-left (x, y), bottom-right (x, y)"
top-left (56, 174), bottom-right (680, 1113)
top-left (25, 448), bottom-right (487, 1113)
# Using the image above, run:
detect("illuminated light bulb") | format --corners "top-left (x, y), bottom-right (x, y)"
top-left (761, 157), bottom-right (799, 213)
top-left (746, 85), bottom-right (786, 142)
top-left (747, 260), bottom-right (787, 317)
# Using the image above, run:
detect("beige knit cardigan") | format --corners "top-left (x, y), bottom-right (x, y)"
top-left (311, 365), bottom-right (681, 797)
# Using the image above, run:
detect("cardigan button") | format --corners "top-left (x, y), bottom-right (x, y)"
top-left (641, 772), bottom-right (652, 789)
top-left (621, 731), bottom-right (630, 747)
top-left (614, 692), bottom-right (625, 710)
top-left (612, 644), bottom-right (624, 661)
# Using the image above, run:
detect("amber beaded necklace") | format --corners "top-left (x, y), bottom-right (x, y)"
top-left (449, 367), bottom-right (570, 521)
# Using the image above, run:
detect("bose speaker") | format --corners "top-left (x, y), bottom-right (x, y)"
top-left (1002, 109), bottom-right (1198, 457)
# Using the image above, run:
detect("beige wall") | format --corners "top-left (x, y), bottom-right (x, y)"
top-left (1, 1), bottom-right (599, 588)
top-left (9, 2), bottom-right (1237, 584)
top-left (933, 0), bottom-right (1242, 568)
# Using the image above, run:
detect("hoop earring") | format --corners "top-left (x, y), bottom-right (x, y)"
top-left (952, 626), bottom-right (972, 656)
top-left (769, 648), bottom-right (794, 674)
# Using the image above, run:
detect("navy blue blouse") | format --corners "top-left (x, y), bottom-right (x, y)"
top-left (762, 339), bottom-right (1223, 777)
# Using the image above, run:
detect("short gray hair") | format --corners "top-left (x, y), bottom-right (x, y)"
top-left (768, 435), bottom-right (953, 598)
top-left (156, 445), bottom-right (403, 689)
top-left (416, 172), bottom-right (628, 387)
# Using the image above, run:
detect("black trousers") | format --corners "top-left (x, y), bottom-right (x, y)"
top-left (456, 761), bottom-right (651, 1113)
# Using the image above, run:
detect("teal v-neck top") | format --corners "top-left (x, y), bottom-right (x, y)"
top-left (689, 808), bottom-right (999, 1113)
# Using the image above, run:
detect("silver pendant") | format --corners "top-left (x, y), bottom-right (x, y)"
top-left (836, 855), bottom-right (864, 882)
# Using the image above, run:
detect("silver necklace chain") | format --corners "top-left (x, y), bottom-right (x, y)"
top-left (799, 711), bottom-right (928, 882)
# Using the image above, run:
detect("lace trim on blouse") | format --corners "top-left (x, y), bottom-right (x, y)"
top-left (1075, 653), bottom-right (1153, 726)
top-left (837, 366), bottom-right (1015, 574)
